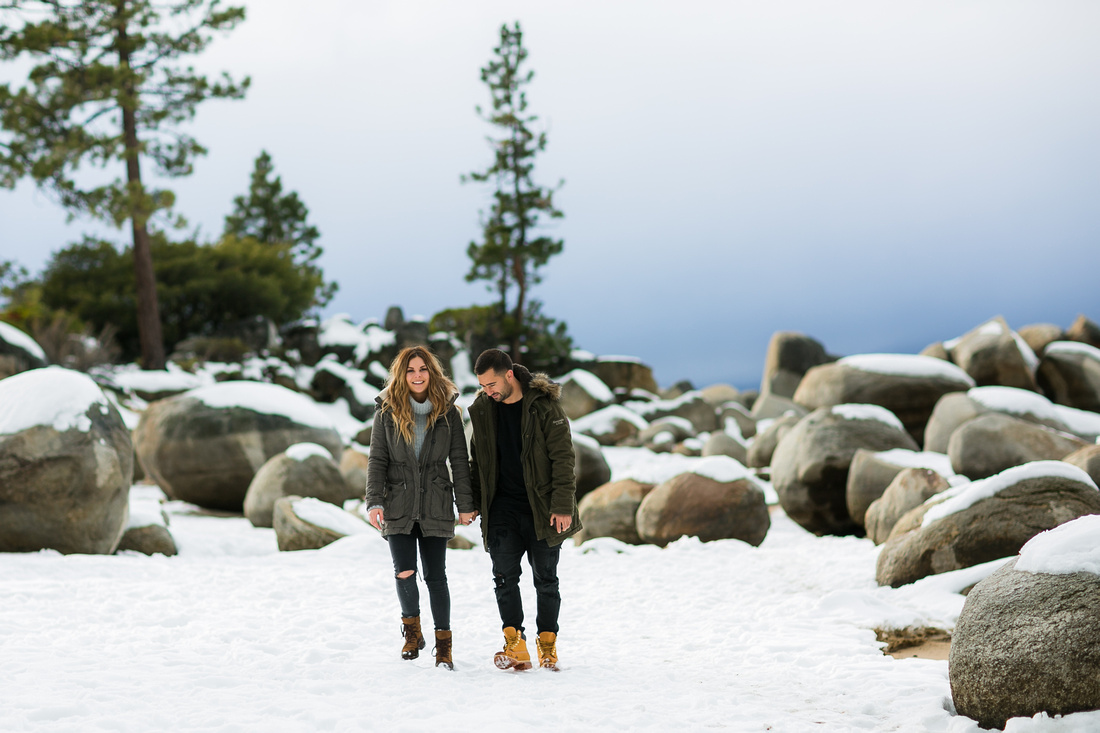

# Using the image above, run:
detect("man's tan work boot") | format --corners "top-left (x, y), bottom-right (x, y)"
top-left (536, 631), bottom-right (559, 671)
top-left (493, 626), bottom-right (532, 670)
top-left (401, 616), bottom-right (425, 660)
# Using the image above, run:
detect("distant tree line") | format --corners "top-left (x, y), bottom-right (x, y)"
top-left (2, 10), bottom-right (573, 374)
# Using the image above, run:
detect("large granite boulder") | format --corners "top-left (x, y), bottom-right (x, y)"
top-left (588, 358), bottom-right (659, 394)
top-left (701, 432), bottom-right (747, 465)
top-left (0, 367), bottom-right (132, 554)
top-left (718, 401), bottom-right (757, 440)
top-left (273, 495), bottom-right (370, 551)
top-left (309, 357), bottom-right (379, 422)
top-left (1017, 323), bottom-right (1065, 357)
top-left (339, 447), bottom-right (369, 496)
top-left (558, 369), bottom-right (614, 420)
top-left (636, 470), bottom-right (769, 548)
top-left (845, 448), bottom-right (954, 528)
top-left (875, 461), bottom-right (1100, 587)
top-left (134, 381), bottom-right (344, 512)
top-left (0, 321), bottom-right (48, 379)
top-left (700, 384), bottom-right (740, 407)
top-left (1037, 341), bottom-right (1100, 413)
top-left (750, 394), bottom-right (808, 421)
top-left (864, 467), bottom-right (951, 545)
top-left (924, 386), bottom-right (1100, 454)
top-left (793, 354), bottom-right (975, 445)
top-left (571, 405), bottom-right (648, 446)
top-left (573, 433), bottom-right (612, 500)
top-left (1063, 445), bottom-right (1100, 488)
top-left (745, 413), bottom-right (801, 468)
top-left (625, 391), bottom-right (718, 434)
top-left (772, 405), bottom-right (918, 536)
top-left (946, 316), bottom-right (1039, 391)
top-left (758, 331), bottom-right (831, 400)
top-left (950, 516), bottom-right (1100, 729)
top-left (575, 479), bottom-right (655, 546)
top-left (243, 443), bottom-right (355, 528)
top-left (947, 412), bottom-right (1090, 480)
top-left (1066, 313), bottom-right (1100, 349)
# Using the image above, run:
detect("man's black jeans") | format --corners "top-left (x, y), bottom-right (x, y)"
top-left (488, 508), bottom-right (561, 635)
top-left (387, 523), bottom-right (450, 630)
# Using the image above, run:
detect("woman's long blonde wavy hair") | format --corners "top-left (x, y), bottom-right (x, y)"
top-left (381, 346), bottom-right (458, 445)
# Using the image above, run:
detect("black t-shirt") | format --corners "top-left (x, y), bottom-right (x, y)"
top-left (492, 399), bottom-right (532, 515)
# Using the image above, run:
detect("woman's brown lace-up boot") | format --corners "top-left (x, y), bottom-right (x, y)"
top-left (434, 630), bottom-right (453, 670)
top-left (401, 616), bottom-right (425, 660)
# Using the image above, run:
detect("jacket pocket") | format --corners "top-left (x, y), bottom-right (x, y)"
top-left (430, 477), bottom-right (456, 521)
top-left (385, 481), bottom-right (412, 519)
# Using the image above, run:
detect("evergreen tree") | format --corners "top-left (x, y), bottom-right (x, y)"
top-left (224, 150), bottom-right (335, 305)
top-left (464, 21), bottom-right (565, 361)
top-left (36, 233), bottom-right (326, 360)
top-left (0, 0), bottom-right (249, 369)
top-left (224, 151), bottom-right (320, 262)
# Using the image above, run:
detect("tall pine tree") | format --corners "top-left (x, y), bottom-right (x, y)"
top-left (224, 150), bottom-right (336, 306)
top-left (464, 21), bottom-right (565, 361)
top-left (0, 0), bottom-right (249, 369)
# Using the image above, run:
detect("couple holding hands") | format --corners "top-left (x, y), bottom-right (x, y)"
top-left (365, 346), bottom-right (581, 671)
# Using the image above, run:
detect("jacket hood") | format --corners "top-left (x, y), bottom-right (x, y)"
top-left (526, 372), bottom-right (562, 401)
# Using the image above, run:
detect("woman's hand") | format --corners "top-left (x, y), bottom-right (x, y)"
top-left (367, 507), bottom-right (384, 531)
top-left (458, 511), bottom-right (478, 526)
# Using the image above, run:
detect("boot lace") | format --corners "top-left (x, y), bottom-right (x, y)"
top-left (536, 636), bottom-right (556, 662)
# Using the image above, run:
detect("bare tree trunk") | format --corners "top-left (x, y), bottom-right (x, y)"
top-left (117, 1), bottom-right (165, 369)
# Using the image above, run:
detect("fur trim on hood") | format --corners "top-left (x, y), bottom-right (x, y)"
top-left (526, 371), bottom-right (562, 400)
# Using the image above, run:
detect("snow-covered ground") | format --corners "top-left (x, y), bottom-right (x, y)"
top-left (3, 458), bottom-right (1100, 732)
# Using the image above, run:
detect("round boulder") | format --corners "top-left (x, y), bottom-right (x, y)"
top-left (558, 369), bottom-right (614, 420)
top-left (746, 413), bottom-right (801, 469)
top-left (758, 331), bottom-right (831, 400)
top-left (339, 447), bottom-right (369, 496)
top-left (243, 443), bottom-right (355, 528)
top-left (924, 386), bottom-right (1100, 454)
top-left (274, 496), bottom-right (369, 551)
top-left (1037, 341), bottom-right (1100, 413)
top-left (947, 316), bottom-right (1040, 392)
top-left (588, 358), bottom-right (659, 394)
top-left (1017, 323), bottom-right (1065, 357)
top-left (571, 405), bottom-right (649, 446)
top-left (864, 467), bottom-right (951, 545)
top-left (875, 461), bottom-right (1100, 587)
top-left (0, 367), bottom-right (132, 554)
top-left (134, 381), bottom-right (344, 512)
top-left (575, 479), bottom-right (656, 545)
top-left (636, 472), bottom-right (769, 548)
top-left (947, 412), bottom-right (1090, 480)
top-left (793, 354), bottom-right (975, 445)
top-left (0, 321), bottom-right (48, 379)
top-left (573, 433), bottom-right (611, 500)
top-left (701, 432), bottom-right (747, 465)
top-left (845, 448), bottom-right (953, 528)
top-left (950, 516), bottom-right (1100, 729)
top-left (771, 405), bottom-right (918, 536)
top-left (1063, 444), bottom-right (1100, 488)
top-left (117, 524), bottom-right (178, 556)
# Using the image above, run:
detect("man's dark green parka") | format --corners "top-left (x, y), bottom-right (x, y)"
top-left (468, 371), bottom-right (582, 549)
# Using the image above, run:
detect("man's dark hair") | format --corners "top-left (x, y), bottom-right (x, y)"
top-left (475, 348), bottom-right (513, 376)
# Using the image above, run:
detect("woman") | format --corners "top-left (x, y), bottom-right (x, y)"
top-left (366, 346), bottom-right (477, 669)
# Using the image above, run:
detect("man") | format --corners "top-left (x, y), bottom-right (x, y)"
top-left (467, 348), bottom-right (581, 671)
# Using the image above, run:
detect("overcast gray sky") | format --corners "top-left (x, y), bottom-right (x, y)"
top-left (2, 0), bottom-right (1099, 388)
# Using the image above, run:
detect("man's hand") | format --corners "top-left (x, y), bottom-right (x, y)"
top-left (550, 513), bottom-right (572, 533)
top-left (458, 511), bottom-right (479, 526)
top-left (367, 507), bottom-right (384, 531)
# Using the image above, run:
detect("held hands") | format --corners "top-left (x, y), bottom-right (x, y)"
top-left (550, 513), bottom-right (572, 533)
top-left (367, 507), bottom-right (384, 531)
top-left (458, 511), bottom-right (479, 526)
